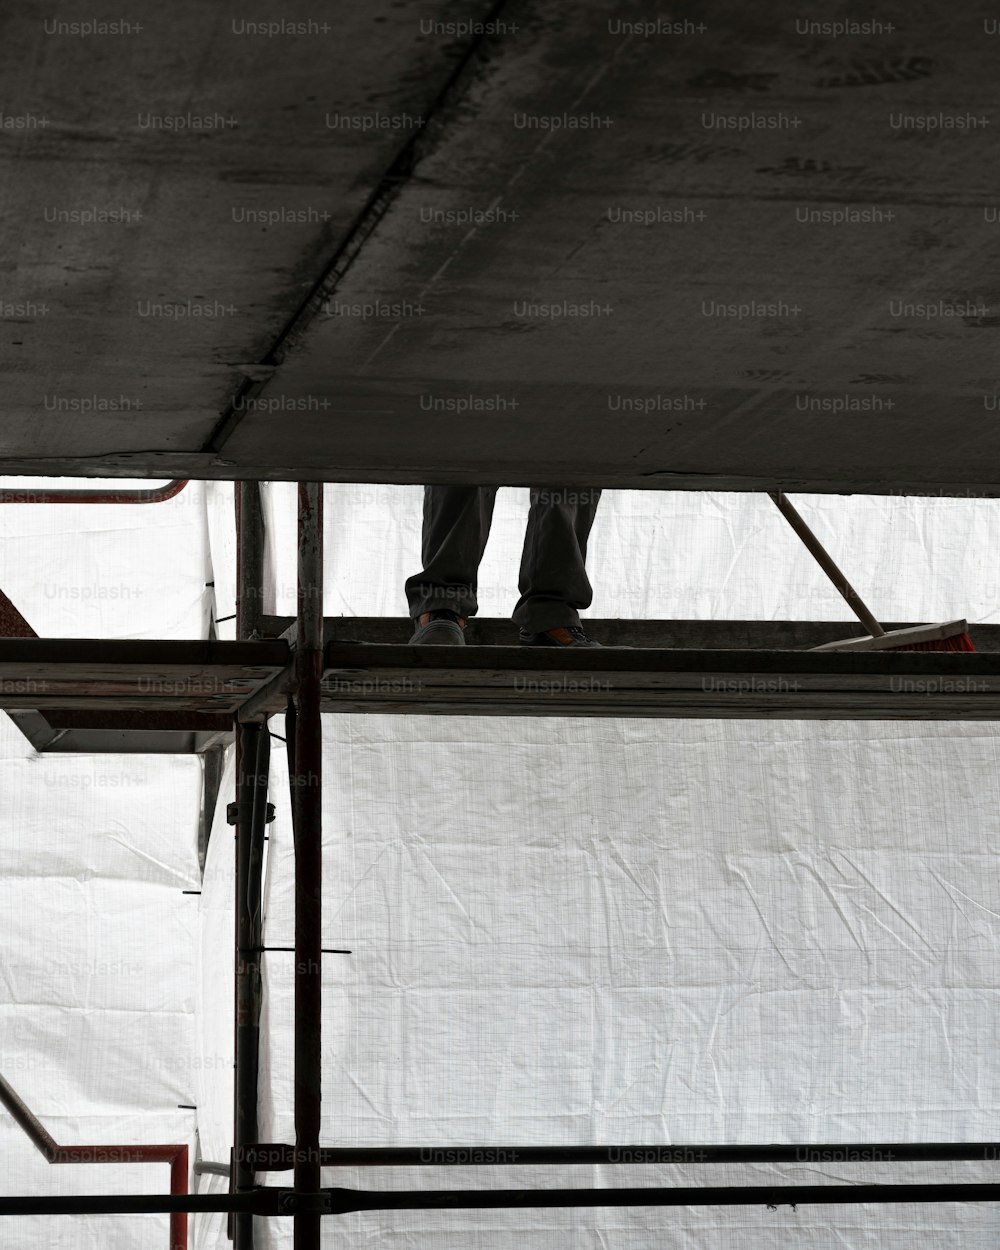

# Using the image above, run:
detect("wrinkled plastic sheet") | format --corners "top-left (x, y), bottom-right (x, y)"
top-left (0, 481), bottom-right (209, 1248)
top-left (208, 487), bottom-right (1000, 1247)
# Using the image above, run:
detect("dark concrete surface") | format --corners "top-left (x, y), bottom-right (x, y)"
top-left (2, 1), bottom-right (997, 491)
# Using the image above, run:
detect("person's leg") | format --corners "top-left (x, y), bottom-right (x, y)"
top-left (404, 485), bottom-right (498, 622)
top-left (513, 486), bottom-right (602, 635)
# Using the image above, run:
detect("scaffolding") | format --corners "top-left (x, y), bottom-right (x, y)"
top-left (2, 480), bottom-right (1000, 1247)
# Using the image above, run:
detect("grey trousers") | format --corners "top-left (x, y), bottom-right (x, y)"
top-left (405, 485), bottom-right (602, 633)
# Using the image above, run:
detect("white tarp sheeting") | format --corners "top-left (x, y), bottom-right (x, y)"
top-left (0, 480), bottom-right (210, 1248)
top-left (2, 481), bottom-right (1000, 1247)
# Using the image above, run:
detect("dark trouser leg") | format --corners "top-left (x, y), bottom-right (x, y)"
top-left (404, 485), bottom-right (498, 619)
top-left (513, 486), bottom-right (602, 633)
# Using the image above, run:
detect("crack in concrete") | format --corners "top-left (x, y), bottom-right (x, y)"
top-left (202, 0), bottom-right (515, 459)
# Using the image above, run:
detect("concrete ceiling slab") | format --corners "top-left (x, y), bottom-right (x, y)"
top-left (0, 0), bottom-right (494, 472)
top-left (2, 1), bottom-right (998, 492)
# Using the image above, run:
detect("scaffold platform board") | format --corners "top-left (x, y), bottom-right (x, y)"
top-left (1, 626), bottom-right (999, 723)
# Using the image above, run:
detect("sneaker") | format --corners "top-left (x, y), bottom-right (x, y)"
top-left (409, 609), bottom-right (466, 645)
top-left (518, 625), bottom-right (601, 648)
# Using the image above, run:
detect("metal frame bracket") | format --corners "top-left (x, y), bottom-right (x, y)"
top-left (227, 801), bottom-right (276, 826)
top-left (276, 1190), bottom-right (333, 1216)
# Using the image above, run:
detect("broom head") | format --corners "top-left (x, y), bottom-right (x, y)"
top-left (811, 619), bottom-right (976, 652)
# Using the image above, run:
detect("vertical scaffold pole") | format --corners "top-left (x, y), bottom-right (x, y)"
top-left (293, 482), bottom-right (324, 1249)
top-left (236, 481), bottom-right (265, 640)
top-left (233, 480), bottom-right (266, 1247)
top-left (233, 721), bottom-right (267, 1249)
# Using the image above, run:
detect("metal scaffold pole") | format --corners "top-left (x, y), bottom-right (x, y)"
top-left (234, 480), bottom-right (267, 1249)
top-left (293, 482), bottom-right (324, 1249)
top-left (233, 722), bottom-right (268, 1248)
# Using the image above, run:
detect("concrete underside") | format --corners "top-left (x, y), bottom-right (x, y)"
top-left (1, 1), bottom-right (997, 491)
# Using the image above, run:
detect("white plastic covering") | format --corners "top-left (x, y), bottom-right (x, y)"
top-left (0, 479), bottom-right (210, 1247)
top-left (3, 481), bottom-right (1000, 1247)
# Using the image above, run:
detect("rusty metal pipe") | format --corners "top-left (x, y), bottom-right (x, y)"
top-left (0, 480), bottom-right (188, 505)
top-left (0, 1072), bottom-right (58, 1160)
top-left (0, 1072), bottom-right (188, 1247)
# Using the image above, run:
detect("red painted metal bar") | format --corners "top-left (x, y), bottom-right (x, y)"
top-left (0, 479), bottom-right (188, 505)
top-left (293, 482), bottom-right (324, 1250)
top-left (0, 1072), bottom-right (188, 1248)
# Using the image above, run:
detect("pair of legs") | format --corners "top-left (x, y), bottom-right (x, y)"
top-left (405, 485), bottom-right (601, 634)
